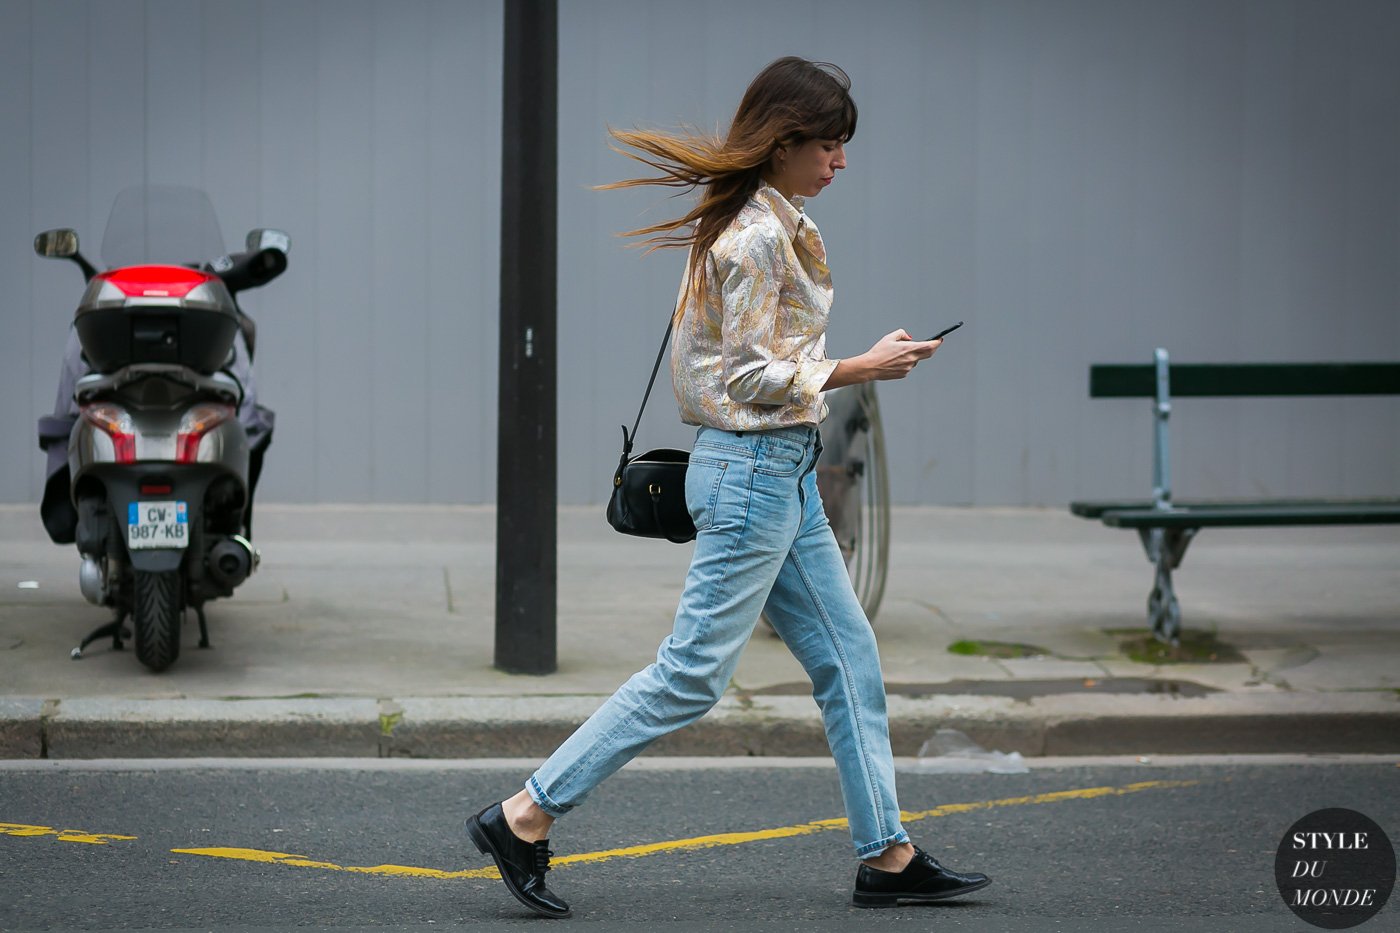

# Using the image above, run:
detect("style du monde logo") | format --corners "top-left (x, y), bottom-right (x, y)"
top-left (1274, 808), bottom-right (1395, 929)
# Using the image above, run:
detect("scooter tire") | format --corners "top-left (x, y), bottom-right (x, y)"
top-left (133, 570), bottom-right (182, 672)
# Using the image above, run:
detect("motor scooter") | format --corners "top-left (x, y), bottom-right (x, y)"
top-left (34, 185), bottom-right (287, 672)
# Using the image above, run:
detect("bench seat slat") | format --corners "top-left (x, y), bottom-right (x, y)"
top-left (1071, 498), bottom-right (1400, 518)
top-left (1099, 501), bottom-right (1400, 529)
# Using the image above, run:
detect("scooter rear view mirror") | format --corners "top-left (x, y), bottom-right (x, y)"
top-left (34, 228), bottom-right (79, 259)
top-left (245, 228), bottom-right (291, 256)
top-left (34, 227), bottom-right (97, 281)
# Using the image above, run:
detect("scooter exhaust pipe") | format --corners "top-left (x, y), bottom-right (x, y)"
top-left (206, 534), bottom-right (258, 590)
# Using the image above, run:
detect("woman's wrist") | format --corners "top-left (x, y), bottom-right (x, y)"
top-left (823, 354), bottom-right (870, 391)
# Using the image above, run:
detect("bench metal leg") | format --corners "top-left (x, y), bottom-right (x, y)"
top-left (1137, 527), bottom-right (1197, 645)
top-left (1147, 564), bottom-right (1181, 646)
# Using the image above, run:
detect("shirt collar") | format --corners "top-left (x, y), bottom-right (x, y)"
top-left (755, 184), bottom-right (806, 241)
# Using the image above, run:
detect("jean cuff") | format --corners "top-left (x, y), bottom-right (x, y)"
top-left (526, 775), bottom-right (572, 818)
top-left (854, 828), bottom-right (910, 859)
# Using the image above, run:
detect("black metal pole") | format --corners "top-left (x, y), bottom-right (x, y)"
top-left (495, 0), bottom-right (557, 674)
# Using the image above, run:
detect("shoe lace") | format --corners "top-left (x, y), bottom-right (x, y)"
top-left (532, 839), bottom-right (554, 876)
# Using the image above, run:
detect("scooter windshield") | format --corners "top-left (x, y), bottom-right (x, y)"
top-left (99, 185), bottom-right (227, 270)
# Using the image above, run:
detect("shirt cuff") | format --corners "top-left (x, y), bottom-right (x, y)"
top-left (791, 357), bottom-right (840, 409)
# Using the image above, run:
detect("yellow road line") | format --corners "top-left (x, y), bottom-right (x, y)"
top-left (0, 821), bottom-right (137, 845)
top-left (901, 779), bottom-right (1199, 823)
top-left (169, 779), bottom-right (1198, 880)
top-left (168, 847), bottom-right (499, 880)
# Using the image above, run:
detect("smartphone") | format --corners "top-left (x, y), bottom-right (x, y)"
top-left (928, 321), bottom-right (963, 341)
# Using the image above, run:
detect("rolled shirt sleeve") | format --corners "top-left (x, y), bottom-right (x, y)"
top-left (788, 354), bottom-right (840, 409)
top-left (718, 223), bottom-right (837, 408)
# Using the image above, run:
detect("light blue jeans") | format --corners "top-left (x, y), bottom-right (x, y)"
top-left (528, 425), bottom-right (909, 858)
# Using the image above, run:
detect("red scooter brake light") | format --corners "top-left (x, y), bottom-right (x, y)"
top-left (97, 265), bottom-right (219, 299)
top-left (81, 403), bottom-right (136, 463)
top-left (176, 404), bottom-right (235, 462)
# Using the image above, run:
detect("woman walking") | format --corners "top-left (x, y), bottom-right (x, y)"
top-left (468, 56), bottom-right (990, 918)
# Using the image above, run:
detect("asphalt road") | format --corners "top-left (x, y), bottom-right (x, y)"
top-left (1, 757), bottom-right (1396, 932)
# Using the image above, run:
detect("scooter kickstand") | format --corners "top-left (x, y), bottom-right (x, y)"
top-left (71, 611), bottom-right (131, 659)
top-left (196, 604), bottom-right (211, 649)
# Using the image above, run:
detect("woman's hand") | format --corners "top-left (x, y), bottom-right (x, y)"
top-left (824, 330), bottom-right (939, 390)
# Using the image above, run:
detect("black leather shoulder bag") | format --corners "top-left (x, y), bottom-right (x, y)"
top-left (605, 310), bottom-right (696, 544)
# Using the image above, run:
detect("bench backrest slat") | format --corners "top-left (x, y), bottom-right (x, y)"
top-left (1089, 362), bottom-right (1400, 398)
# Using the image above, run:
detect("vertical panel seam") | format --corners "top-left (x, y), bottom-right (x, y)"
top-left (26, 0), bottom-right (36, 498)
top-left (424, 0), bottom-right (435, 503)
top-left (368, 0), bottom-right (378, 503)
top-left (312, 0), bottom-right (323, 501)
top-left (142, 0), bottom-right (150, 190)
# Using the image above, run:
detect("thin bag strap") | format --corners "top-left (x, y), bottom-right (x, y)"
top-left (621, 305), bottom-right (677, 458)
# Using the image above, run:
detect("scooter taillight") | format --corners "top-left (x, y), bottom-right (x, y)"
top-left (81, 403), bottom-right (136, 463)
top-left (176, 404), bottom-right (235, 463)
top-left (96, 265), bottom-right (220, 299)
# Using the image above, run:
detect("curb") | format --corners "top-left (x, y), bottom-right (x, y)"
top-left (3, 692), bottom-right (1398, 760)
top-left (0, 699), bottom-right (46, 758)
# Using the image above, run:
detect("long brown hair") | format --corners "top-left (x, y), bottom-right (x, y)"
top-left (600, 57), bottom-right (857, 312)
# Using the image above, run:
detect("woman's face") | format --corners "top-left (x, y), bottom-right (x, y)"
top-left (770, 138), bottom-right (847, 200)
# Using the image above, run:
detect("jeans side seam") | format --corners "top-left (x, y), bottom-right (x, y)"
top-left (651, 459), bottom-right (755, 697)
top-left (543, 464), bottom-right (757, 807)
top-left (788, 541), bottom-right (888, 843)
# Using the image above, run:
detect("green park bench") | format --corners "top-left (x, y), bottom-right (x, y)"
top-left (1069, 352), bottom-right (1400, 644)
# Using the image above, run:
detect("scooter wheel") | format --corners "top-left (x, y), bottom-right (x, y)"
top-left (132, 570), bottom-right (183, 672)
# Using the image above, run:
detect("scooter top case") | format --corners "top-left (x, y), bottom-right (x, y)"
top-left (74, 265), bottom-right (240, 375)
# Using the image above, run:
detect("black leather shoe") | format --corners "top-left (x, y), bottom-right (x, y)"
top-left (853, 846), bottom-right (991, 908)
top-left (466, 802), bottom-right (571, 918)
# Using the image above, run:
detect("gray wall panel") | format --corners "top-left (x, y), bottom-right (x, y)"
top-left (1278, 2), bottom-right (1352, 494)
top-left (1071, 0), bottom-right (1139, 503)
top-left (968, 0), bottom-right (1034, 503)
top-left (1138, 1), bottom-right (1249, 501)
top-left (915, 0), bottom-right (980, 504)
top-left (144, 1), bottom-right (202, 187)
top-left (29, 0), bottom-right (89, 500)
top-left (252, 0), bottom-right (320, 504)
top-left (860, 0), bottom-right (945, 494)
top-left (553, 0), bottom-right (599, 507)
top-left (425, 0), bottom-right (501, 504)
top-left (370, 0), bottom-right (431, 502)
top-left (1023, 0), bottom-right (1089, 503)
top-left (312, 0), bottom-right (376, 501)
top-left (201, 0), bottom-right (263, 244)
top-left (1234, 0), bottom-right (1298, 502)
top-left (1340, 1), bottom-right (1400, 498)
top-left (0, 1), bottom-right (34, 497)
top-left (4, 0), bottom-right (1397, 507)
top-left (87, 2), bottom-right (146, 242)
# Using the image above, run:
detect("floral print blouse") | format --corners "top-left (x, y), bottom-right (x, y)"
top-left (670, 184), bottom-right (840, 431)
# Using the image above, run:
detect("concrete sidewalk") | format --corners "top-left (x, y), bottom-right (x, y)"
top-left (1, 503), bottom-right (1397, 759)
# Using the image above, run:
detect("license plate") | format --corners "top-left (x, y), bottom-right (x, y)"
top-left (127, 501), bottom-right (189, 550)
